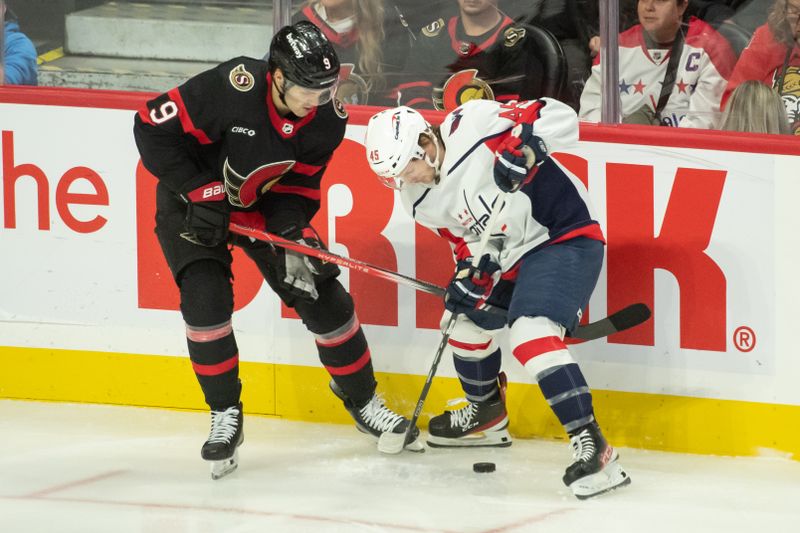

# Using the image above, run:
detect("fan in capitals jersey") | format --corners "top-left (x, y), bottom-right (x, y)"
top-left (579, 16), bottom-right (736, 129)
top-left (364, 99), bottom-right (631, 499)
top-left (397, 3), bottom-right (543, 110)
top-left (133, 22), bottom-right (423, 480)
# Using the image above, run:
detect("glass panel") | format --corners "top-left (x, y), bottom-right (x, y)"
top-left (22, 1), bottom-right (275, 92)
top-left (579, 0), bottom-right (799, 135)
top-left (289, 0), bottom-right (607, 110)
top-left (9, 0), bottom-right (799, 137)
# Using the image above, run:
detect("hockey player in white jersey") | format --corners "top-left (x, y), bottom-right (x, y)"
top-left (364, 98), bottom-right (630, 499)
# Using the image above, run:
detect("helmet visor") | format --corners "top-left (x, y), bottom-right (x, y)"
top-left (284, 78), bottom-right (338, 107)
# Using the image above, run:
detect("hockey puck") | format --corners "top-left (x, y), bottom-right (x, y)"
top-left (473, 462), bottom-right (496, 473)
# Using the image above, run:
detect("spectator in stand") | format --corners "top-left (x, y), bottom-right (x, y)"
top-left (293, 0), bottom-right (414, 105)
top-left (524, 0), bottom-right (597, 110)
top-left (722, 0), bottom-right (800, 134)
top-left (400, 0), bottom-right (543, 110)
top-left (1, 0), bottom-right (37, 86)
top-left (579, 0), bottom-right (737, 129)
top-left (721, 79), bottom-right (792, 132)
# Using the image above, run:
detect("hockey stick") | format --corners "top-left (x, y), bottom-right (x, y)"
top-left (377, 192), bottom-right (509, 455)
top-left (228, 223), bottom-right (651, 341)
top-left (229, 223), bottom-right (445, 296)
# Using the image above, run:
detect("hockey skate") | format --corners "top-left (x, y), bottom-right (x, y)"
top-left (201, 403), bottom-right (244, 480)
top-left (427, 372), bottom-right (512, 448)
top-left (563, 421), bottom-right (631, 499)
top-left (330, 381), bottom-right (424, 453)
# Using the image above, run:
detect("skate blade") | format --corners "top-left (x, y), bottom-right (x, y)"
top-left (210, 450), bottom-right (239, 480)
top-left (570, 460), bottom-right (631, 500)
top-left (427, 429), bottom-right (513, 448)
top-left (377, 431), bottom-right (426, 455)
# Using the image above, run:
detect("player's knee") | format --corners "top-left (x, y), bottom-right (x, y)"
top-left (294, 278), bottom-right (355, 334)
top-left (509, 316), bottom-right (574, 379)
top-left (447, 313), bottom-right (497, 359)
top-left (178, 259), bottom-right (233, 326)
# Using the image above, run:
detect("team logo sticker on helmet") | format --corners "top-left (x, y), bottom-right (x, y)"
top-left (229, 64), bottom-right (255, 92)
top-left (434, 69), bottom-right (494, 111)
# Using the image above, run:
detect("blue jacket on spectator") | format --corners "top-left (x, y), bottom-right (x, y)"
top-left (4, 20), bottom-right (38, 85)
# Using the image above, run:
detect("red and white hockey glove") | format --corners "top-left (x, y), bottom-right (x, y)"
top-left (444, 255), bottom-right (501, 315)
top-left (179, 180), bottom-right (230, 247)
top-left (493, 123), bottom-right (548, 193)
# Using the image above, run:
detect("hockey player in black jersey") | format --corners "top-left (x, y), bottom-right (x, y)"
top-left (133, 21), bottom-right (421, 480)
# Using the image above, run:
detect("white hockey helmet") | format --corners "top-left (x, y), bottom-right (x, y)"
top-left (365, 106), bottom-right (433, 189)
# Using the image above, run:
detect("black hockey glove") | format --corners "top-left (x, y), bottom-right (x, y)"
top-left (445, 255), bottom-right (501, 316)
top-left (493, 123), bottom-right (548, 193)
top-left (179, 181), bottom-right (230, 247)
top-left (276, 224), bottom-right (340, 302)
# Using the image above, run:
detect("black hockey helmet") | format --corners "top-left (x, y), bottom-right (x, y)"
top-left (268, 21), bottom-right (340, 90)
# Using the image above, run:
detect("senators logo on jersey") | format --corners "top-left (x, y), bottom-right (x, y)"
top-left (775, 66), bottom-right (800, 135)
top-left (422, 18), bottom-right (445, 38)
top-left (229, 64), bottom-right (255, 92)
top-left (503, 27), bottom-right (526, 48)
top-left (434, 69), bottom-right (494, 112)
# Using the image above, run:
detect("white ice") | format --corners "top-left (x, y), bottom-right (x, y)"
top-left (0, 400), bottom-right (797, 533)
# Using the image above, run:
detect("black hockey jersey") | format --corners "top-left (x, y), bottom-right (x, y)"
top-left (133, 56), bottom-right (348, 233)
top-left (399, 16), bottom-right (543, 110)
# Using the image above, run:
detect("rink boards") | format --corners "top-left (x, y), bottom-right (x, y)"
top-left (0, 87), bottom-right (798, 460)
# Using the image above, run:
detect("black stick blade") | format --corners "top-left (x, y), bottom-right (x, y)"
top-left (609, 303), bottom-right (652, 331)
top-left (570, 303), bottom-right (652, 341)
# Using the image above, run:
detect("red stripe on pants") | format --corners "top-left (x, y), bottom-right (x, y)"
top-left (512, 336), bottom-right (565, 366)
top-left (448, 338), bottom-right (492, 351)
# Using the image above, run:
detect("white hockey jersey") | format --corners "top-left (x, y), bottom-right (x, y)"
top-left (400, 98), bottom-right (604, 275)
top-left (579, 17), bottom-right (736, 129)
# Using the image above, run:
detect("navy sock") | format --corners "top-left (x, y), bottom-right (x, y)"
top-left (453, 348), bottom-right (502, 402)
top-left (537, 363), bottom-right (594, 433)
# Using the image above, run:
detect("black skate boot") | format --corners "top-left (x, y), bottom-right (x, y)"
top-left (201, 402), bottom-right (244, 480)
top-left (427, 372), bottom-right (512, 448)
top-left (563, 421), bottom-right (631, 499)
top-left (330, 381), bottom-right (424, 452)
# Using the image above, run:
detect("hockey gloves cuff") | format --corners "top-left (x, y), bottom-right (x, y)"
top-left (179, 181), bottom-right (230, 247)
top-left (493, 123), bottom-right (548, 193)
top-left (445, 254), bottom-right (501, 316)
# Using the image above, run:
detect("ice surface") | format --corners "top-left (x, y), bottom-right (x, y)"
top-left (0, 400), bottom-right (797, 533)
